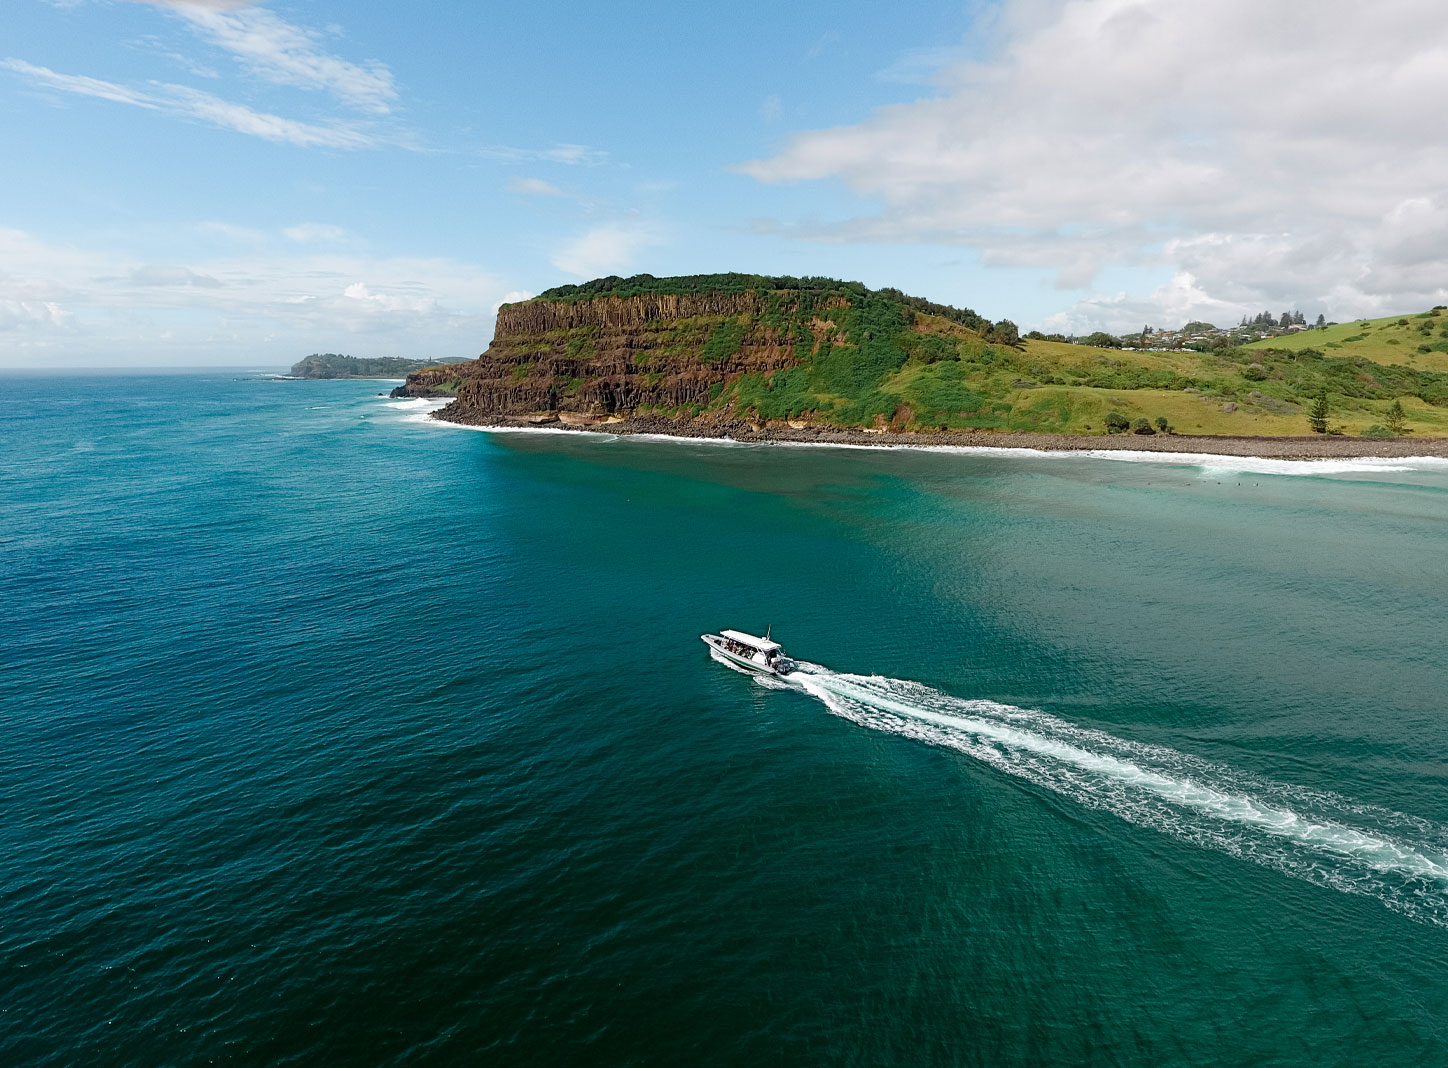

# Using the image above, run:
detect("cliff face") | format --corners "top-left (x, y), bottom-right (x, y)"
top-left (404, 293), bottom-right (803, 419)
top-left (388, 364), bottom-right (469, 398)
top-left (394, 278), bottom-right (998, 432)
top-left (494, 292), bottom-right (763, 334)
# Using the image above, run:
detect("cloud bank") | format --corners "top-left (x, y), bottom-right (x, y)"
top-left (0, 227), bottom-right (511, 366)
top-left (739, 0), bottom-right (1448, 330)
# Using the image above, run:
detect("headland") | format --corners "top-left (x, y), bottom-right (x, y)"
top-left (391, 273), bottom-right (1448, 457)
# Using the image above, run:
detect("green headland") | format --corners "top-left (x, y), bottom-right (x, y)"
top-left (289, 353), bottom-right (471, 380)
top-left (394, 274), bottom-right (1448, 443)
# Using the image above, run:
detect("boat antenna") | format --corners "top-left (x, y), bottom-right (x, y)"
top-left (765, 624), bottom-right (772, 640)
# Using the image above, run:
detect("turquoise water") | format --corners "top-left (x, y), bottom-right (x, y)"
top-left (4, 373), bottom-right (1447, 1065)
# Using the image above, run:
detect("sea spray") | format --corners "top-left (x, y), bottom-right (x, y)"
top-left (781, 666), bottom-right (1448, 926)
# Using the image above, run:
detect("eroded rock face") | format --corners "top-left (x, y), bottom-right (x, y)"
top-left (495, 292), bottom-right (762, 334)
top-left (388, 364), bottom-right (468, 398)
top-left (396, 293), bottom-right (802, 418)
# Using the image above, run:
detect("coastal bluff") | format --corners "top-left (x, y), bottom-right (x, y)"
top-left (393, 273), bottom-right (1448, 441)
top-left (291, 353), bottom-right (469, 380)
top-left (394, 273), bottom-right (1004, 432)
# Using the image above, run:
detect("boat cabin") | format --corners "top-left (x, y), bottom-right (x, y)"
top-left (720, 629), bottom-right (781, 657)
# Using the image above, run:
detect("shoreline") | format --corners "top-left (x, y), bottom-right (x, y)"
top-left (427, 408), bottom-right (1448, 461)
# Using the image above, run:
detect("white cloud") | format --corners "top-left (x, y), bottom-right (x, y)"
top-left (481, 143), bottom-right (607, 166)
top-left (506, 177), bottom-right (566, 198)
top-left (154, 3), bottom-right (398, 114)
top-left (283, 223), bottom-right (347, 243)
top-left (0, 226), bottom-right (514, 365)
top-left (550, 222), bottom-right (661, 278)
top-left (3, 59), bottom-right (381, 148)
top-left (738, 0), bottom-right (1448, 326)
top-left (493, 290), bottom-right (535, 313)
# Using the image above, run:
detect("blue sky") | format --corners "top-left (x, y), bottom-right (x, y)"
top-left (5, 0), bottom-right (1448, 366)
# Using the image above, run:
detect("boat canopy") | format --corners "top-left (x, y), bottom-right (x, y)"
top-left (720, 630), bottom-right (781, 653)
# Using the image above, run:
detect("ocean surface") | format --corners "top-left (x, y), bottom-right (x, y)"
top-left (4, 371), bottom-right (1448, 1066)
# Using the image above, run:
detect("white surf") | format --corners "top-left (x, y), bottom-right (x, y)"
top-left (777, 665), bottom-right (1448, 926)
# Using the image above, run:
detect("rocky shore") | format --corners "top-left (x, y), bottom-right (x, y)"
top-left (431, 406), bottom-right (1448, 460)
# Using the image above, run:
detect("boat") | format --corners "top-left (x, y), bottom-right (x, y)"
top-left (700, 629), bottom-right (797, 676)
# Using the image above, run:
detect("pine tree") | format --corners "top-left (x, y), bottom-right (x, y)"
top-left (1309, 391), bottom-right (1330, 434)
top-left (1386, 399), bottom-right (1407, 435)
top-left (1316, 313), bottom-right (1326, 327)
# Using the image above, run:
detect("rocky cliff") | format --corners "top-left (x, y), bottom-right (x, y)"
top-left (431, 293), bottom-right (804, 421)
top-left (395, 275), bottom-right (997, 431)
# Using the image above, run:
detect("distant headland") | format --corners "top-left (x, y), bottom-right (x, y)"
top-left (387, 273), bottom-right (1448, 454)
top-left (289, 353), bottom-right (471, 380)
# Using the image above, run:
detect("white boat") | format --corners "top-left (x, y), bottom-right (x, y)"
top-left (701, 629), bottom-right (797, 676)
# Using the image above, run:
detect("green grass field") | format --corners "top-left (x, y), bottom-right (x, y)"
top-left (715, 308), bottom-right (1448, 437)
top-left (1245, 308), bottom-right (1448, 371)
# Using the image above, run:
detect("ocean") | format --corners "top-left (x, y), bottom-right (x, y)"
top-left (3, 372), bottom-right (1447, 1066)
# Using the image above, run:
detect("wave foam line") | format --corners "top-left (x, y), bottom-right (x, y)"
top-left (402, 415), bottom-right (1448, 476)
top-left (787, 668), bottom-right (1448, 925)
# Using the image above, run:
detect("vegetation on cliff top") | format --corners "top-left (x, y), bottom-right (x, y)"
top-left (532, 272), bottom-right (996, 334)
top-left (290, 353), bottom-right (470, 379)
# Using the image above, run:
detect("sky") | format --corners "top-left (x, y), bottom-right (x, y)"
top-left (4, 0), bottom-right (1448, 367)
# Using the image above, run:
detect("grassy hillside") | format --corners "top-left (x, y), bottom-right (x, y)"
top-left (715, 309), bottom-right (1448, 437)
top-left (1245, 308), bottom-right (1448, 371)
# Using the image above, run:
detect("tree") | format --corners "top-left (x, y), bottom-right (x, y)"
top-left (1131, 418), bottom-right (1155, 435)
top-left (1309, 391), bottom-right (1330, 434)
top-left (1386, 399), bottom-right (1408, 435)
top-left (1105, 411), bottom-right (1130, 433)
top-left (1316, 313), bottom-right (1326, 327)
top-left (989, 319), bottom-right (1020, 346)
top-left (1083, 331), bottom-right (1122, 349)
top-left (1155, 416), bottom-right (1170, 433)
top-left (1279, 311), bottom-right (1293, 328)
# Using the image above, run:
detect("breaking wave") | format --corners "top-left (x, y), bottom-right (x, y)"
top-left (782, 666), bottom-right (1448, 926)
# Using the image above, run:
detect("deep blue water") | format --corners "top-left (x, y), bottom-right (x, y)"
top-left (3, 373), bottom-right (1447, 1065)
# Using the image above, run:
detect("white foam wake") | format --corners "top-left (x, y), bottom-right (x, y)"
top-left (782, 667), bottom-right (1448, 925)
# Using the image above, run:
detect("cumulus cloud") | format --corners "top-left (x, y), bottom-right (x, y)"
top-left (550, 222), bottom-right (661, 278)
top-left (2, 59), bottom-right (380, 148)
top-left (493, 290), bottom-right (535, 313)
top-left (0, 226), bottom-right (514, 365)
top-left (738, 0), bottom-right (1448, 327)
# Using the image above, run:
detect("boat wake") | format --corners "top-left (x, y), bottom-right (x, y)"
top-left (777, 665), bottom-right (1448, 926)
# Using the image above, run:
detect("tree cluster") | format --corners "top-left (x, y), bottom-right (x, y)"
top-left (1241, 310), bottom-right (1310, 329)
